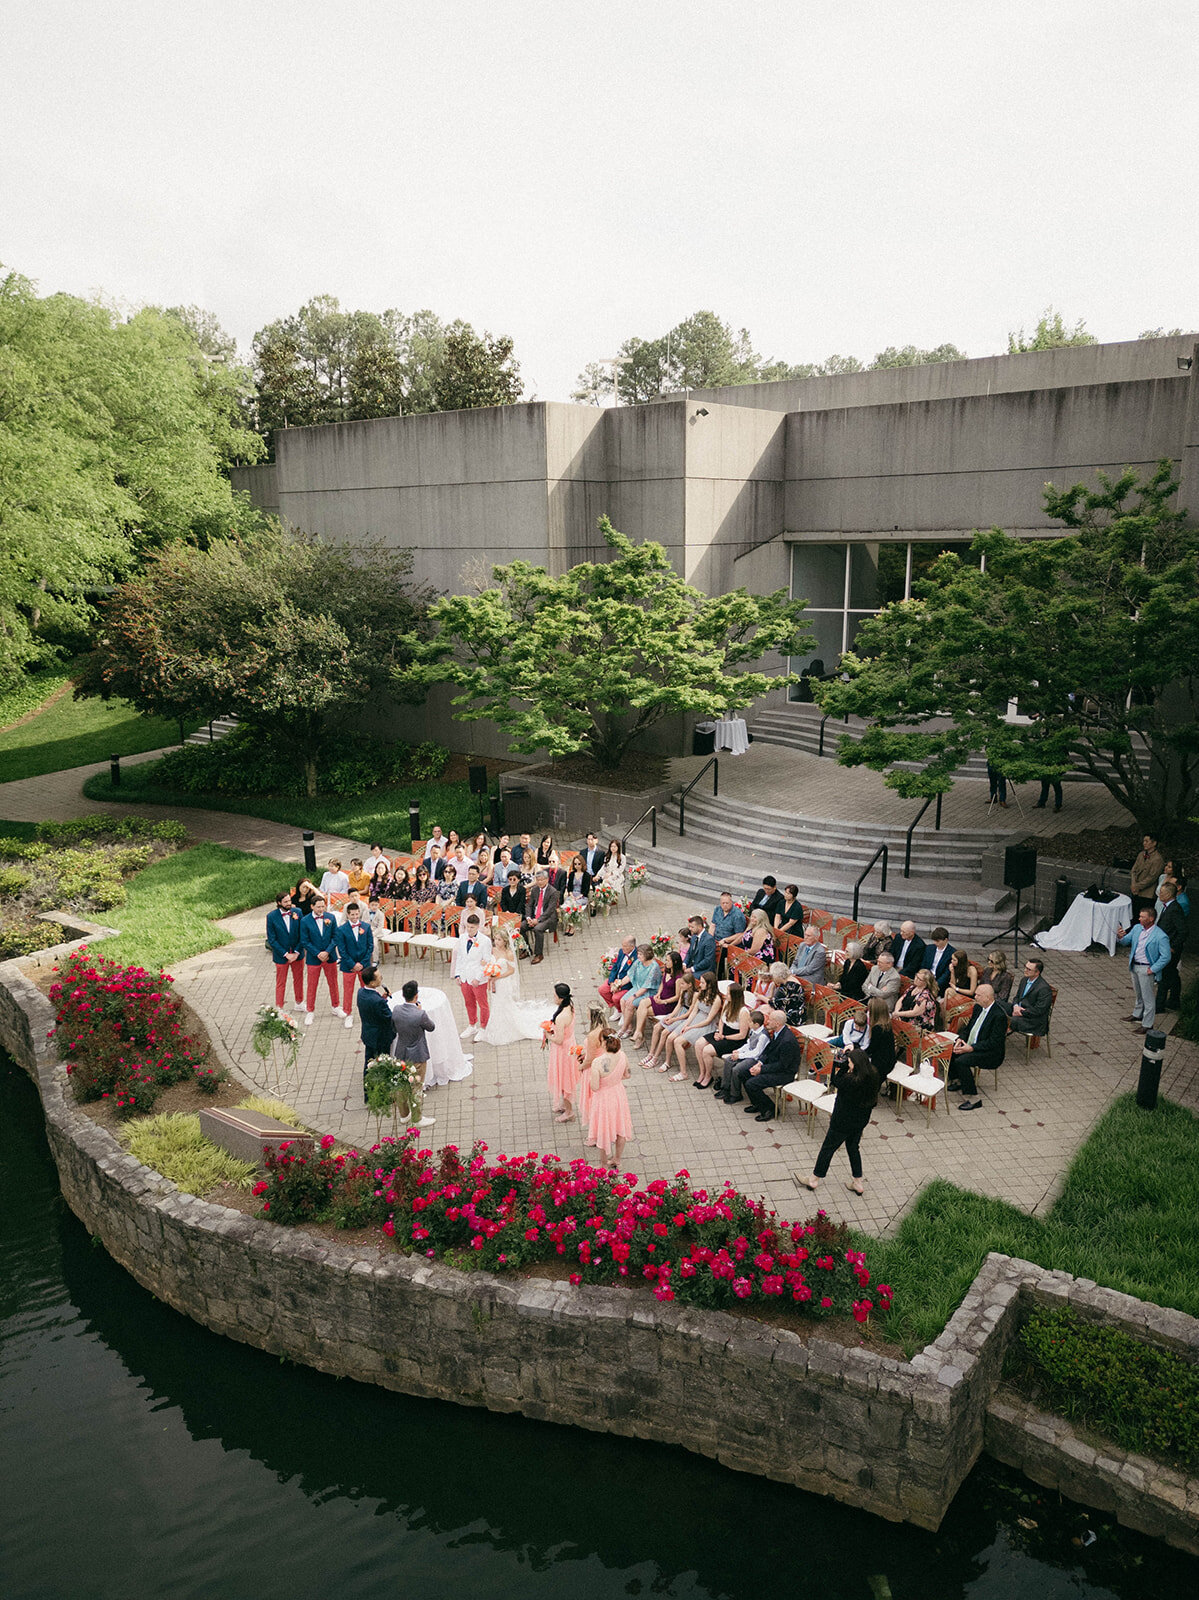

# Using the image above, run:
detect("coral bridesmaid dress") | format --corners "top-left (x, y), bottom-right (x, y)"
top-left (588, 1050), bottom-right (633, 1153)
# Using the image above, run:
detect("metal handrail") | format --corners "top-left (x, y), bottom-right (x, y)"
top-left (817, 709), bottom-right (850, 757)
top-left (678, 756), bottom-right (718, 835)
top-left (621, 805), bottom-right (657, 854)
top-left (852, 843), bottom-right (888, 922)
top-left (902, 792), bottom-right (944, 878)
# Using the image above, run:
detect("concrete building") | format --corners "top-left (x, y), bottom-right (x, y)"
top-left (231, 333), bottom-right (1199, 754)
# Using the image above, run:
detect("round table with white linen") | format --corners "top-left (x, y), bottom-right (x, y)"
top-left (1034, 891), bottom-right (1132, 956)
top-left (390, 984), bottom-right (473, 1087)
top-left (714, 716), bottom-right (749, 755)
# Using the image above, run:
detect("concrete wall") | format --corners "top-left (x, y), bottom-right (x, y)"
top-left (229, 463), bottom-right (279, 515)
top-left (784, 377), bottom-right (1191, 535)
top-left (668, 333), bottom-right (1198, 415)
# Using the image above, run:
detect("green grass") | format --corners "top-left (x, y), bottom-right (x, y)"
top-left (82, 766), bottom-right (483, 847)
top-left (99, 842), bottom-right (294, 970)
top-left (0, 819), bottom-right (43, 842)
top-left (0, 680), bottom-right (199, 782)
top-left (121, 1112), bottom-right (256, 1195)
top-left (0, 669), bottom-right (72, 729)
top-left (868, 1095), bottom-right (1199, 1352)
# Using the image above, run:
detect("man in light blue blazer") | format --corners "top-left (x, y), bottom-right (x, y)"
top-left (1117, 908), bottom-right (1172, 1034)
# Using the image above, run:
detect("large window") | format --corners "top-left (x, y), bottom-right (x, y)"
top-left (788, 539), bottom-right (976, 694)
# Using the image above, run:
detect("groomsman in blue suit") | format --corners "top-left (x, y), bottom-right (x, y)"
top-left (301, 894), bottom-right (341, 1025)
top-left (266, 890), bottom-right (304, 1010)
top-left (335, 901), bottom-right (375, 1028)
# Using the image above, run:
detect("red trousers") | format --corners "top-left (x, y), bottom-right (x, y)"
top-left (599, 981), bottom-right (627, 1008)
top-left (459, 979), bottom-right (490, 1028)
top-left (341, 969), bottom-right (364, 1012)
top-left (305, 960), bottom-right (340, 1011)
top-left (275, 959), bottom-right (304, 1006)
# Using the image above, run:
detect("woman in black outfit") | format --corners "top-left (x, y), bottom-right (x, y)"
top-left (865, 998), bottom-right (897, 1079)
top-left (836, 940), bottom-right (870, 1000)
top-left (802, 1046), bottom-right (880, 1197)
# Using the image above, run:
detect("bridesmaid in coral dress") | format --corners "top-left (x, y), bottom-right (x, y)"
top-left (546, 983), bottom-right (577, 1122)
top-left (589, 1033), bottom-right (633, 1169)
top-left (576, 1005), bottom-right (606, 1147)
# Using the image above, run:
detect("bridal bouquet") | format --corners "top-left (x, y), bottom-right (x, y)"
top-left (483, 960), bottom-right (503, 980)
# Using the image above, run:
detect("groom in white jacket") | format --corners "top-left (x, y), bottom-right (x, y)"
top-left (451, 911), bottom-right (493, 1042)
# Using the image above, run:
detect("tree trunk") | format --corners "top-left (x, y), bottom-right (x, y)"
top-left (305, 756), bottom-right (318, 797)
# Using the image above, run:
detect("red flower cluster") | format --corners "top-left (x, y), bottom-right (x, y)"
top-left (49, 948), bottom-right (217, 1117)
top-left (256, 1135), bottom-right (888, 1321)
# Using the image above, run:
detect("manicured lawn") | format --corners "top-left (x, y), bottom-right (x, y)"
top-left (0, 679), bottom-right (198, 782)
top-left (82, 766), bottom-right (485, 848)
top-left (870, 1095), bottom-right (1199, 1352)
top-left (0, 670), bottom-right (72, 730)
top-left (99, 843), bottom-right (294, 970)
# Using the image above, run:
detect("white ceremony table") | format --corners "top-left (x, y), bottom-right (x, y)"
top-left (390, 984), bottom-right (473, 1087)
top-left (714, 717), bottom-right (750, 755)
top-left (1034, 891), bottom-right (1132, 956)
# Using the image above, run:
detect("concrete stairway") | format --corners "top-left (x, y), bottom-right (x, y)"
top-left (186, 715), bottom-right (239, 746)
top-left (629, 789), bottom-right (1028, 944)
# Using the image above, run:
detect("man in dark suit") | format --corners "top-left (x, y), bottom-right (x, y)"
top-left (890, 922), bottom-right (927, 979)
top-left (1004, 957), bottom-right (1054, 1037)
top-left (427, 844), bottom-right (451, 883)
top-left (749, 875), bottom-right (785, 926)
top-left (1156, 884), bottom-right (1187, 1010)
top-left (266, 890), bottom-right (304, 1010)
top-left (949, 984), bottom-right (1006, 1109)
top-left (684, 914), bottom-right (717, 979)
top-left (455, 864), bottom-right (489, 909)
top-left (926, 927), bottom-right (955, 991)
top-left (743, 1009), bottom-right (801, 1121)
top-left (356, 968), bottom-right (396, 1094)
top-left (390, 979), bottom-right (435, 1069)
top-left (520, 868), bottom-right (559, 963)
top-left (579, 832), bottom-right (606, 896)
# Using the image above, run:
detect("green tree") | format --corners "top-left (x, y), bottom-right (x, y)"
top-left (431, 324), bottom-right (522, 411)
top-left (0, 268), bottom-right (264, 690)
top-left (76, 526), bottom-right (430, 795)
top-left (813, 462), bottom-right (1199, 834)
top-left (422, 517), bottom-right (809, 770)
top-left (571, 310), bottom-right (813, 404)
top-left (869, 342), bottom-right (966, 369)
top-left (1008, 307), bottom-right (1097, 352)
top-left (1138, 327), bottom-right (1189, 339)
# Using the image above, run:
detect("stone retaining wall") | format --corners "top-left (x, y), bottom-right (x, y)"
top-left (2, 957), bottom-right (1197, 1549)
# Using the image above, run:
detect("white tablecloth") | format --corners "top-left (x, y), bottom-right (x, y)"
top-left (1035, 891), bottom-right (1132, 955)
top-left (714, 717), bottom-right (749, 755)
top-left (390, 984), bottom-right (473, 1087)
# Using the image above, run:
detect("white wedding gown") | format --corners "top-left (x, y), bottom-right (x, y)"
top-left (475, 955), bottom-right (550, 1045)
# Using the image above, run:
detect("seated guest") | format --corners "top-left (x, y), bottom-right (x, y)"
top-left (491, 847), bottom-right (516, 886)
top-left (560, 853), bottom-right (588, 904)
top-left (499, 871), bottom-right (527, 917)
top-left (735, 908), bottom-right (776, 962)
top-left (865, 999), bottom-right (897, 1080)
top-left (774, 884), bottom-right (805, 935)
top-left (830, 1003), bottom-right (869, 1053)
top-left (890, 921), bottom-right (927, 978)
top-left (318, 859), bottom-right (349, 897)
top-left (978, 950), bottom-right (1012, 1003)
top-left (449, 845), bottom-right (473, 884)
top-left (536, 833), bottom-right (561, 874)
top-left (926, 927), bottom-right (955, 992)
top-left (445, 829), bottom-right (463, 858)
top-left (363, 843), bottom-right (389, 877)
top-left (596, 838), bottom-right (625, 895)
top-left (633, 952), bottom-right (684, 1044)
top-left (475, 846), bottom-right (494, 884)
top-left (426, 844), bottom-right (450, 882)
top-left (1004, 956), bottom-right (1054, 1036)
top-left (470, 830), bottom-right (489, 862)
top-left (862, 950), bottom-right (901, 1006)
top-left (520, 868), bottom-right (559, 964)
top-left (716, 1009), bottom-right (770, 1103)
top-left (710, 890), bottom-right (747, 944)
top-left (579, 832), bottom-right (605, 894)
top-left (861, 921), bottom-right (894, 961)
top-left (642, 975), bottom-right (698, 1070)
top-left (696, 983), bottom-right (751, 1087)
top-left (950, 983), bottom-right (1006, 1109)
top-left (388, 866), bottom-right (413, 900)
top-left (617, 944), bottom-right (661, 1035)
top-left (945, 948), bottom-right (979, 1002)
top-left (455, 864), bottom-right (489, 909)
top-left (768, 964), bottom-right (806, 1026)
top-left (664, 973), bottom-right (724, 1083)
top-left (411, 862), bottom-right (437, 905)
top-left (837, 940), bottom-right (870, 1000)
top-left (421, 827), bottom-right (447, 861)
top-left (292, 877), bottom-right (319, 916)
top-left (367, 860), bottom-right (393, 902)
top-left (749, 875), bottom-right (785, 926)
top-left (599, 935), bottom-right (637, 1014)
top-left (743, 1008), bottom-right (801, 1122)
top-left (789, 925), bottom-right (827, 982)
top-left (347, 858), bottom-right (371, 894)
top-left (683, 913), bottom-right (716, 979)
top-left (893, 968), bottom-right (939, 1030)
top-left (510, 832), bottom-right (533, 866)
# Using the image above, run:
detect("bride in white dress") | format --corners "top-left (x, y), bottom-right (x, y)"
top-left (475, 924), bottom-right (551, 1045)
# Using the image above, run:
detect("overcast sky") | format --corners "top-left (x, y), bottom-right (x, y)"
top-left (5, 0), bottom-right (1196, 401)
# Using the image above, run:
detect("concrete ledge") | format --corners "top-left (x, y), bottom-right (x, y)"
top-left (500, 765), bottom-right (678, 841)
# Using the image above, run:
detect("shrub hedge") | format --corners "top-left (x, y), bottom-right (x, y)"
top-left (146, 726), bottom-right (449, 799)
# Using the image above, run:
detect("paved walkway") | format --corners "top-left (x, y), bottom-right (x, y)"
top-left (167, 882), bottom-right (1197, 1239)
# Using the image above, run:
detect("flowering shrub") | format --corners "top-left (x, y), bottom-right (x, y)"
top-left (255, 1136), bottom-right (892, 1322)
top-left (50, 948), bottom-right (219, 1117)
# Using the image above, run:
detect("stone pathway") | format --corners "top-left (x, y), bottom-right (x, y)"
top-left (170, 882), bottom-right (1198, 1239)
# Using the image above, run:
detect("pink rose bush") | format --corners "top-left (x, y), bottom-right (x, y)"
top-left (256, 1134), bottom-right (887, 1321)
top-left (49, 948), bottom-right (218, 1117)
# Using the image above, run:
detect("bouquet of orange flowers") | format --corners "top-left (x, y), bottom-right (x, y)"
top-left (539, 1018), bottom-right (553, 1050)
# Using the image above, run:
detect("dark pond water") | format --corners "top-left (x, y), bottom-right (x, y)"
top-left (2, 1053), bottom-right (1195, 1600)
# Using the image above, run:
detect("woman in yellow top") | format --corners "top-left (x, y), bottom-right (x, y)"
top-left (346, 858), bottom-right (371, 894)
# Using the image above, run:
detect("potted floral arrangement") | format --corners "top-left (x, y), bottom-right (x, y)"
top-left (250, 1004), bottom-right (302, 1088)
top-left (626, 861), bottom-right (648, 895)
top-left (590, 881), bottom-right (620, 918)
top-left (364, 1054), bottom-right (429, 1137)
top-left (597, 947), bottom-right (619, 982)
top-left (647, 929), bottom-right (675, 960)
top-left (559, 902), bottom-right (586, 936)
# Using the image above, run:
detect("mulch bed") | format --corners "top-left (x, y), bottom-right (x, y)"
top-left (541, 753), bottom-right (668, 794)
top-left (1025, 820), bottom-right (1199, 868)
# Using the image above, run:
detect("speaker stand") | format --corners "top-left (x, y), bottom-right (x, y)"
top-left (983, 884), bottom-right (1035, 970)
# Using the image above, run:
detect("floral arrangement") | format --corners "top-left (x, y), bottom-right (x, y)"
top-left (482, 960), bottom-right (503, 981)
top-left (647, 928), bottom-right (675, 960)
top-left (626, 861), bottom-right (648, 893)
top-left (49, 948), bottom-right (218, 1117)
top-left (731, 896), bottom-right (752, 916)
top-left (559, 902), bottom-right (586, 935)
top-left (249, 1005), bottom-right (302, 1085)
top-left (590, 882), bottom-right (620, 916)
top-left (364, 1055), bottom-right (425, 1136)
top-left (253, 1136), bottom-right (892, 1322)
top-left (597, 947), bottom-right (619, 981)
top-left (539, 1019), bottom-right (553, 1051)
